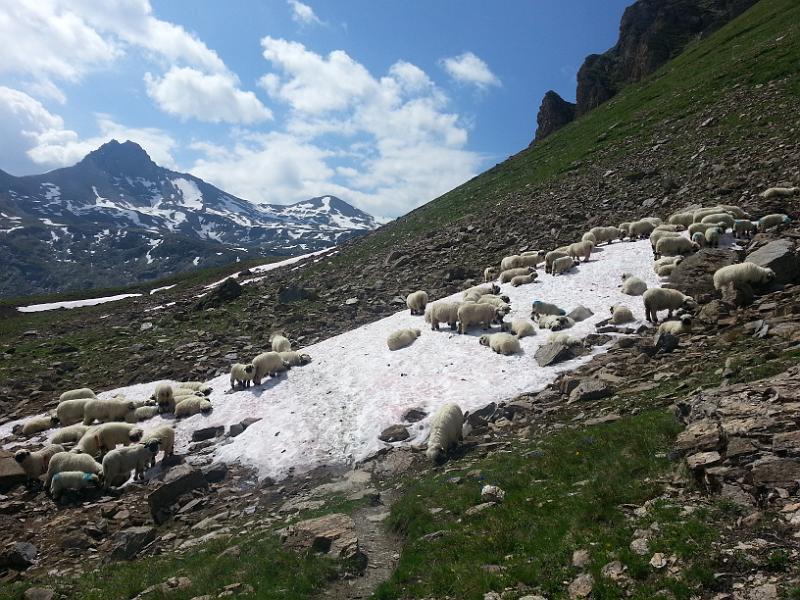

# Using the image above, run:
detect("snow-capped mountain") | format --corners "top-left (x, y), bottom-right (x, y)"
top-left (0, 140), bottom-right (380, 296)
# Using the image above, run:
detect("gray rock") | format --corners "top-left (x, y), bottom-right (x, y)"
top-left (23, 588), bottom-right (54, 600)
top-left (746, 239), bottom-right (800, 285)
top-left (654, 332), bottom-right (680, 354)
top-left (280, 513), bottom-right (359, 559)
top-left (0, 452), bottom-right (27, 491)
top-left (192, 426), bottom-right (224, 442)
top-left (534, 342), bottom-right (576, 367)
top-left (147, 464), bottom-right (208, 517)
top-left (0, 542), bottom-right (37, 569)
top-left (201, 462), bottom-right (228, 484)
top-left (378, 425), bottom-right (409, 443)
top-left (669, 248), bottom-right (739, 297)
top-left (402, 408), bottom-right (427, 423)
top-left (750, 458), bottom-right (800, 490)
top-left (569, 379), bottom-right (614, 402)
top-left (105, 526), bottom-right (155, 562)
top-left (567, 305), bottom-right (594, 322)
top-left (466, 403), bottom-right (496, 427)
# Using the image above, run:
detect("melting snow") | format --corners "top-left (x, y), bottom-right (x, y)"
top-left (203, 248), bottom-right (334, 290)
top-left (172, 178), bottom-right (203, 210)
top-left (149, 284), bottom-right (177, 295)
top-left (17, 294), bottom-right (143, 313)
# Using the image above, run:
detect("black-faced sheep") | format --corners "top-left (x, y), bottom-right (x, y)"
top-left (425, 403), bottom-right (463, 463)
top-left (59, 388), bottom-right (96, 402)
top-left (757, 213), bottom-right (791, 232)
top-left (230, 363), bottom-right (255, 389)
top-left (618, 222), bottom-right (631, 238)
top-left (50, 471), bottom-right (100, 501)
top-left (14, 415), bottom-right (60, 437)
top-left (76, 423), bottom-right (143, 457)
top-left (479, 333), bottom-right (521, 355)
top-left (704, 226), bottom-right (722, 247)
top-left (142, 426), bottom-right (175, 467)
top-left (51, 424), bottom-right (89, 445)
top-left (177, 382), bottom-right (213, 396)
top-left (538, 315), bottom-right (575, 331)
top-left (712, 263), bottom-right (775, 290)
top-left (687, 222), bottom-right (718, 236)
top-left (425, 302), bottom-right (462, 331)
top-left (476, 294), bottom-right (511, 308)
top-left (655, 236), bottom-right (699, 258)
top-left (101, 440), bottom-right (160, 488)
top-left (551, 256), bottom-right (578, 275)
top-left (693, 207), bottom-right (725, 222)
top-left (548, 333), bottom-right (581, 346)
top-left (271, 335), bottom-right (292, 353)
top-left (609, 305), bottom-right (634, 324)
top-left (133, 406), bottom-right (159, 421)
top-left (83, 398), bottom-right (136, 425)
top-left (14, 444), bottom-right (65, 482)
top-left (581, 232), bottom-right (597, 244)
top-left (406, 291), bottom-right (429, 316)
top-left (620, 274), bottom-right (647, 296)
top-left (568, 240), bottom-right (594, 262)
top-left (691, 232), bottom-right (706, 248)
top-left (511, 274), bottom-right (536, 287)
top-left (499, 267), bottom-right (535, 283)
top-left (642, 288), bottom-right (697, 323)
top-left (174, 397), bottom-right (213, 418)
top-left (279, 351), bottom-right (312, 367)
top-left (657, 314), bottom-right (693, 335)
top-left (45, 451), bottom-right (103, 488)
top-left (387, 328), bottom-right (421, 350)
top-left (252, 351), bottom-right (290, 384)
top-left (457, 304), bottom-right (504, 334)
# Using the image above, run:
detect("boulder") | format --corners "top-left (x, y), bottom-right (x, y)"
top-left (669, 248), bottom-right (739, 297)
top-left (534, 342), bottom-right (576, 367)
top-left (567, 306), bottom-right (594, 322)
top-left (196, 278), bottom-right (241, 309)
top-left (201, 462), bottom-right (228, 484)
top-left (23, 588), bottom-right (54, 600)
top-left (147, 464), bottom-right (208, 517)
top-left (750, 458), bottom-right (800, 490)
top-left (466, 402), bottom-right (496, 427)
top-left (378, 425), bottom-right (409, 443)
top-left (0, 542), bottom-right (37, 570)
top-left (569, 379), bottom-right (615, 402)
top-left (192, 426), bottom-right (224, 442)
top-left (746, 239), bottom-right (800, 285)
top-left (104, 526), bottom-right (155, 562)
top-left (280, 513), bottom-right (359, 560)
top-left (277, 286), bottom-right (318, 304)
top-left (0, 452), bottom-right (27, 491)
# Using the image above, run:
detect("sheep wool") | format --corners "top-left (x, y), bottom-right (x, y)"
top-left (51, 424), bottom-right (89, 445)
top-left (713, 263), bottom-right (775, 290)
top-left (252, 351), bottom-right (289, 384)
top-left (457, 303), bottom-right (502, 334)
top-left (589, 226), bottom-right (622, 245)
top-left (609, 305), bottom-right (635, 324)
top-left (642, 288), bottom-right (696, 323)
top-left (548, 333), bottom-right (580, 346)
top-left (691, 232), bottom-right (706, 247)
top-left (279, 351), bottom-right (312, 367)
top-left (142, 426), bottom-right (175, 467)
top-left (568, 240), bottom-right (594, 262)
top-left (425, 302), bottom-right (462, 331)
top-left (14, 444), bottom-right (65, 480)
top-left (500, 255), bottom-right (521, 270)
top-left (387, 328), bottom-right (421, 351)
top-left (628, 220), bottom-right (656, 239)
top-left (45, 451), bottom-right (103, 488)
top-left (757, 213), bottom-right (791, 232)
top-left (537, 315), bottom-right (575, 331)
top-left (18, 416), bottom-right (59, 436)
top-left (620, 274), bottom-right (647, 296)
top-left (759, 186), bottom-right (799, 199)
top-left (133, 406), bottom-right (159, 421)
top-left (101, 441), bottom-right (160, 488)
top-left (479, 333), bottom-right (521, 355)
top-left (153, 383), bottom-right (175, 415)
top-left (733, 220), bottom-right (756, 238)
top-left (658, 315), bottom-right (693, 336)
top-left (551, 256), bottom-right (578, 275)
top-left (687, 222), bottom-right (717, 236)
top-left (510, 274), bottom-right (536, 287)
top-left (59, 388), bottom-right (96, 402)
top-left (56, 398), bottom-right (91, 426)
top-left (531, 300), bottom-right (566, 318)
top-left (425, 403), bottom-right (463, 462)
top-left (655, 236), bottom-right (698, 258)
top-left (499, 267), bottom-right (535, 283)
top-left (174, 397), bottom-right (213, 418)
top-left (705, 227), bottom-right (722, 247)
top-left (406, 291), bottom-right (429, 316)
top-left (94, 423), bottom-right (144, 452)
top-left (230, 363), bottom-right (256, 389)
top-left (271, 335), bottom-right (292, 353)
top-left (700, 213), bottom-right (735, 230)
top-left (483, 267), bottom-right (499, 282)
top-left (178, 382), bottom-right (213, 396)
top-left (668, 213), bottom-right (694, 227)
top-left (509, 319), bottom-right (535, 338)
top-left (83, 398), bottom-right (136, 425)
top-left (50, 471), bottom-right (100, 500)
top-left (544, 250), bottom-right (569, 273)
top-left (581, 232), bottom-right (597, 244)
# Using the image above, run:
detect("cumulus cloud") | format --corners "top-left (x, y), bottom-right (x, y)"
top-left (440, 51), bottom-right (501, 89)
top-left (287, 0), bottom-right (323, 26)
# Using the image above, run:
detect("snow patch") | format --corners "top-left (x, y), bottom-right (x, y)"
top-left (172, 178), bottom-right (203, 210)
top-left (149, 284), bottom-right (177, 295)
top-left (17, 294), bottom-right (143, 313)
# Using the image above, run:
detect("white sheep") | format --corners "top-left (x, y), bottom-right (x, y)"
top-left (425, 302), bottom-right (462, 331)
top-left (618, 222), bottom-right (631, 238)
top-left (516, 254), bottom-right (544, 268)
top-left (279, 351), bottom-right (312, 367)
top-left (133, 406), bottom-right (159, 421)
top-left (538, 315), bottom-right (575, 331)
top-left (484, 267), bottom-right (499, 282)
top-left (759, 186), bottom-right (799, 199)
top-left (82, 398), bottom-right (136, 425)
top-left (656, 262), bottom-right (681, 277)
top-left (649, 229), bottom-right (681, 252)
top-left (230, 363), bottom-right (255, 389)
top-left (551, 256), bottom-right (578, 275)
top-left (589, 226), bottom-right (622, 245)
top-left (568, 240), bottom-right (594, 262)
top-left (15, 415), bottom-right (60, 437)
top-left (620, 274), bottom-right (647, 296)
top-left (45, 451), bottom-right (102, 488)
top-left (733, 219), bottom-right (756, 238)
top-left (50, 471), bottom-right (101, 501)
top-left (700, 213), bottom-right (734, 230)
top-left (177, 382), bottom-right (213, 396)
top-left (406, 290), bottom-right (429, 316)
top-left (609, 305), bottom-right (634, 324)
top-left (59, 388), bottom-right (96, 402)
top-left (142, 425), bottom-right (175, 467)
top-left (387, 328), bottom-right (421, 351)
top-left (757, 213), bottom-right (791, 232)
top-left (691, 232), bottom-right (706, 247)
top-left (548, 333), bottom-right (581, 346)
top-left (544, 250), bottom-right (569, 273)
top-left (628, 220), bottom-right (656, 239)
top-left (457, 304), bottom-right (503, 334)
top-left (642, 288), bottom-right (697, 323)
top-left (174, 397), bottom-right (213, 418)
top-left (581, 232), bottom-right (597, 244)
top-left (716, 205), bottom-right (749, 219)
top-left (653, 256), bottom-right (682, 273)
top-left (75, 423), bottom-right (143, 457)
top-left (705, 226), bottom-right (722, 247)
top-left (693, 207), bottom-right (726, 222)
top-left (657, 315), bottom-right (693, 336)
top-left (476, 294), bottom-right (511, 308)
top-left (14, 444), bottom-right (65, 481)
top-left (56, 398), bottom-right (91, 426)
top-left (713, 263), bottom-right (775, 290)
top-left (511, 274), bottom-right (536, 287)
top-left (425, 403), bottom-right (463, 463)
top-left (531, 300), bottom-right (566, 320)
top-left (499, 267), bottom-right (535, 283)
top-left (51, 424), bottom-right (89, 445)
top-left (687, 222), bottom-right (718, 236)
top-left (271, 335), bottom-right (292, 353)
top-left (500, 255), bottom-right (521, 270)
top-left (642, 217), bottom-right (663, 227)
top-left (252, 351), bottom-right (290, 384)
top-left (655, 236), bottom-right (698, 257)
top-left (508, 319), bottom-right (535, 338)
top-left (101, 440), bottom-right (160, 488)
top-left (668, 213), bottom-right (695, 227)
top-left (479, 333), bottom-right (521, 355)
top-left (654, 224), bottom-right (685, 232)
top-left (153, 383), bottom-right (175, 415)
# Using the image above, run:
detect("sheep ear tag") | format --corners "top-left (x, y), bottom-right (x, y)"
top-left (83, 473), bottom-right (94, 481)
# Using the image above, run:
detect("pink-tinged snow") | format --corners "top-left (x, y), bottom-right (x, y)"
top-left (17, 294), bottom-right (143, 313)
top-left (20, 239), bottom-right (662, 481)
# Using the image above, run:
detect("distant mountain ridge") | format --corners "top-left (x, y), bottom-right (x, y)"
top-left (0, 140), bottom-right (379, 296)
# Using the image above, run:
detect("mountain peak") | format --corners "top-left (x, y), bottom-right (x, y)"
top-left (81, 139), bottom-right (157, 176)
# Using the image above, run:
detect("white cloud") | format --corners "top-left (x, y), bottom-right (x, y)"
top-left (287, 0), bottom-right (323, 26)
top-left (145, 67), bottom-right (272, 124)
top-left (440, 51), bottom-right (501, 89)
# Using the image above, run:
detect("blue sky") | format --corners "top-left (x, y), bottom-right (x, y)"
top-left (0, 0), bottom-right (631, 217)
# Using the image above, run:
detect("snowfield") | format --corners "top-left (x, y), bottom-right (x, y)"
top-left (17, 293), bottom-right (143, 313)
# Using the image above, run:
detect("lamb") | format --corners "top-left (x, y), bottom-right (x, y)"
top-left (691, 232), bottom-right (706, 247)
top-left (252, 351), bottom-right (290, 384)
top-left (609, 305), bottom-right (635, 324)
top-left (56, 398), bottom-right (91, 426)
top-left (279, 351), bottom-right (312, 367)
top-left (174, 397), bottom-right (213, 418)
top-left (15, 415), bottom-right (60, 437)
top-left (425, 302), bottom-right (462, 331)
top-left (581, 232), bottom-right (597, 244)
top-left (387, 328), bottom-right (421, 350)
top-left (142, 426), bottom-right (175, 467)
top-left (733, 219), bottom-right (756, 238)
top-left (479, 333), bottom-right (521, 355)
top-left (642, 288), bottom-right (697, 323)
top-left (568, 240), bottom-right (594, 262)
top-left (544, 250), bottom-right (569, 273)
top-left (83, 398), bottom-right (136, 425)
top-left (589, 226), bottom-right (622, 245)
top-left (101, 440), bottom-right (160, 488)
top-left (14, 444), bottom-right (65, 481)
top-left (531, 300), bottom-right (566, 319)
top-left (484, 267), bottom-right (499, 282)
top-left (537, 314), bottom-right (575, 331)
top-left (757, 213), bottom-right (791, 232)
top-left (759, 186), bottom-right (799, 199)
top-left (508, 319), bottom-right (535, 338)
top-left (620, 274), bottom-right (647, 296)
top-left (655, 236), bottom-right (698, 258)
top-left (406, 291), bottom-right (429, 316)
top-left (133, 406), bottom-right (159, 421)
top-left (457, 303), bottom-right (504, 334)
top-left (51, 424), bottom-right (89, 445)
top-left (499, 267), bottom-right (535, 283)
top-left (700, 213), bottom-right (734, 230)
top-left (712, 263), bottom-right (775, 290)
top-left (177, 382), bottom-right (213, 396)
top-left (230, 363), bottom-right (256, 389)
top-left (153, 383), bottom-right (175, 415)
top-left (511, 274), bottom-right (536, 287)
top-left (425, 403), bottom-right (463, 463)
top-left (668, 212), bottom-right (695, 227)
top-left (704, 226), bottom-right (722, 247)
top-left (628, 220), bottom-right (656, 239)
top-left (551, 256), bottom-right (578, 275)
top-left (657, 315), bottom-right (693, 335)
top-left (59, 388), bottom-right (96, 402)
top-left (271, 335), bottom-right (292, 353)
top-left (50, 471), bottom-right (101, 501)
top-left (687, 222), bottom-right (718, 236)
top-left (45, 451), bottom-right (102, 488)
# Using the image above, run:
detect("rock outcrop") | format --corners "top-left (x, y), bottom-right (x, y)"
top-left (532, 91), bottom-right (577, 143)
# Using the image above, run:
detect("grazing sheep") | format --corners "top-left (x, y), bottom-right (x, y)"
top-left (230, 363), bottom-right (255, 389)
top-left (544, 250), bottom-right (569, 273)
top-left (757, 213), bottom-right (791, 232)
top-left (691, 232), bottom-right (706, 247)
top-left (642, 217), bottom-right (663, 226)
top-left (628, 220), bottom-right (656, 239)
top-left (476, 294), bottom-right (511, 307)
top-left (716, 205), bottom-right (749, 219)
top-left (500, 255), bottom-right (521, 270)
top-left (82, 398), bottom-right (136, 425)
top-left (464, 284), bottom-right (500, 297)
top-left (759, 186), bottom-right (799, 199)
top-left (101, 441), bottom-right (160, 488)
top-left (406, 291), bottom-right (429, 316)
top-left (279, 351), bottom-right (312, 367)
top-left (521, 250), bottom-right (544, 257)
top-left (425, 403), bottom-right (463, 463)
top-left (705, 226), bottom-right (722, 247)
top-left (693, 207), bottom-right (726, 222)
top-left (531, 300), bottom-right (566, 319)
top-left (425, 302), bottom-right (462, 331)
top-left (174, 397), bottom-right (213, 418)
top-left (508, 319), bottom-right (535, 338)
top-left (700, 213), bottom-right (735, 230)
top-left (656, 263), bottom-right (680, 277)
top-left (484, 267), bottom-right (499, 282)
top-left (133, 406), bottom-right (159, 421)
top-left (733, 219), bottom-right (756, 238)
top-left (551, 256), bottom-right (578, 275)
top-left (50, 471), bottom-right (100, 501)
top-left (658, 315), bottom-right (693, 336)
top-left (538, 315), bottom-right (575, 331)
top-left (59, 388), bottom-right (96, 402)
top-left (142, 426), bottom-right (175, 467)
top-left (548, 333), bottom-right (581, 346)
top-left (457, 303), bottom-right (504, 334)
top-left (620, 274), bottom-right (647, 296)
top-left (650, 229), bottom-right (682, 252)
top-left (568, 240), bottom-right (594, 262)
top-left (655, 224), bottom-right (685, 232)
top-left (387, 328), bottom-right (421, 351)
top-left (14, 444), bottom-right (65, 481)
top-left (589, 226), bottom-right (622, 245)
top-left (642, 288), bottom-right (697, 323)
top-left (687, 222), bottom-right (718, 236)
top-left (45, 451), bottom-right (102, 488)
top-left (51, 424), bottom-right (89, 445)
top-left (516, 254), bottom-right (544, 268)
top-left (511, 274), bottom-right (536, 287)
top-left (178, 382), bottom-right (213, 396)
top-left (55, 399), bottom-right (91, 426)
top-left (479, 333), bottom-right (521, 355)
top-left (75, 423), bottom-right (143, 457)
top-left (581, 232), bottom-right (597, 244)
top-left (252, 351), bottom-right (290, 384)
top-left (153, 383), bottom-right (175, 415)
top-left (668, 212), bottom-right (695, 227)
top-left (618, 222), bottom-right (631, 238)
top-left (610, 305), bottom-right (635, 324)
top-left (15, 415), bottom-right (60, 437)
top-left (713, 263), bottom-right (775, 290)
top-left (271, 335), bottom-right (292, 353)
top-left (655, 236), bottom-right (698, 258)
top-left (499, 267), bottom-right (535, 283)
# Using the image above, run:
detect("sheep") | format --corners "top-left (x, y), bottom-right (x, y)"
top-left (733, 219), bottom-right (756, 238)
top-left (279, 351), bottom-right (312, 367)
top-left (757, 213), bottom-right (791, 232)
top-left (133, 406), bottom-right (159, 421)
top-left (642, 288), bottom-right (697, 323)
top-left (642, 217), bottom-right (663, 227)
top-left (50, 471), bottom-right (101, 501)
top-left (457, 304), bottom-right (504, 334)
top-left (406, 291), bottom-right (429, 316)
top-left (425, 302), bottom-right (462, 331)
top-left (271, 335), bottom-right (292, 353)
top-left (45, 451), bottom-right (102, 489)
top-left (655, 236), bottom-right (698, 258)
top-left (15, 415), bottom-right (60, 437)
top-left (544, 250), bottom-right (569, 273)
top-left (174, 397), bottom-right (213, 418)
top-left (537, 315), bottom-right (575, 331)
top-left (500, 255), bottom-right (521, 270)
top-left (59, 388), bottom-right (96, 402)
top-left (14, 444), bottom-right (65, 482)
top-left (508, 319), bottom-right (535, 338)
top-left (759, 186), bottom-right (799, 199)
top-left (687, 222), bottom-right (718, 236)
top-left (56, 398), bottom-right (91, 426)
top-left (531, 300), bottom-right (566, 319)
top-left (548, 333), bottom-right (581, 346)
top-left (609, 305), bottom-right (635, 324)
top-left (51, 424), bottom-right (89, 446)
top-left (82, 398), bottom-right (136, 425)
top-left (649, 229), bottom-right (681, 253)
top-left (516, 254), bottom-right (544, 268)
top-left (704, 226), bottom-right (722, 247)
top-left (618, 222), bottom-right (631, 238)
top-left (628, 220), bottom-right (656, 239)
top-left (656, 262), bottom-right (681, 277)
top-left (75, 423), bottom-right (143, 457)
top-left (511, 274), bottom-right (536, 287)
top-left (693, 207), bottom-right (727, 222)
top-left (620, 274), bottom-right (647, 296)
top-left (177, 382), bottom-right (213, 396)
top-left (654, 224), bottom-right (685, 232)
top-left (653, 256), bottom-right (683, 272)
top-left (476, 294), bottom-right (511, 307)
top-left (173, 390), bottom-right (203, 401)
top-left (657, 315), bottom-right (693, 336)
top-left (716, 204), bottom-right (749, 219)
top-left (142, 426), bottom-right (175, 467)
top-left (521, 250), bottom-right (544, 257)
top-left (464, 284), bottom-right (500, 298)
top-left (691, 232), bottom-right (706, 247)
top-left (499, 267), bottom-right (535, 283)
top-left (668, 212), bottom-right (695, 227)
top-left (484, 267), bottom-right (499, 282)
top-left (252, 351), bottom-right (290, 384)
top-left (700, 213), bottom-right (735, 230)
top-left (101, 440), bottom-right (160, 488)
top-left (551, 256), bottom-right (578, 275)
top-left (581, 232), bottom-right (597, 244)
top-left (153, 383), bottom-right (175, 415)
top-left (387, 328), bottom-right (421, 351)
top-left (230, 363), bottom-right (255, 389)
top-left (479, 333), bottom-right (521, 355)
top-left (568, 240), bottom-right (594, 262)
top-left (425, 403), bottom-right (463, 463)
top-left (712, 263), bottom-right (775, 290)
top-left (589, 226), bottom-right (622, 245)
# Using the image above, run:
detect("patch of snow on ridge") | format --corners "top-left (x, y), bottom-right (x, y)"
top-left (171, 178), bottom-right (203, 210)
top-left (17, 294), bottom-right (143, 313)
